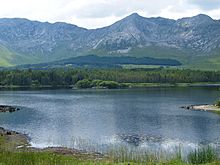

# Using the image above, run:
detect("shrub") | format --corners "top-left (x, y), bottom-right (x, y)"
top-left (76, 79), bottom-right (92, 88)
top-left (99, 81), bottom-right (120, 89)
top-left (216, 100), bottom-right (220, 107)
top-left (91, 80), bottom-right (103, 87)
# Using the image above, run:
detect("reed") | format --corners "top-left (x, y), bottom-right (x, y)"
top-left (188, 146), bottom-right (217, 164)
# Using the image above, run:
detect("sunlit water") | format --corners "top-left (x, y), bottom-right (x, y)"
top-left (0, 87), bottom-right (220, 155)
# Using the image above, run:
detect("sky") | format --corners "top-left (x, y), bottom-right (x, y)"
top-left (0, 0), bottom-right (220, 29)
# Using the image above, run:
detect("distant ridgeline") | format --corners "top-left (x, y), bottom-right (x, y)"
top-left (15, 55), bottom-right (181, 69)
top-left (1, 14), bottom-right (220, 70)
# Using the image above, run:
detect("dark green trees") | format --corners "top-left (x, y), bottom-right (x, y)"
top-left (0, 68), bottom-right (220, 87)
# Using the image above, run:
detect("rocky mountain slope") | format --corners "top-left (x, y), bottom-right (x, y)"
top-left (0, 13), bottom-right (220, 69)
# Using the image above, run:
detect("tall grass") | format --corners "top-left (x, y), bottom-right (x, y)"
top-left (72, 137), bottom-right (165, 163)
top-left (0, 151), bottom-right (82, 165)
top-left (107, 146), bottom-right (154, 163)
top-left (0, 135), bottom-right (219, 165)
top-left (0, 150), bottom-right (182, 165)
top-left (0, 148), bottom-right (218, 165)
top-left (188, 146), bottom-right (217, 164)
top-left (71, 136), bottom-right (219, 164)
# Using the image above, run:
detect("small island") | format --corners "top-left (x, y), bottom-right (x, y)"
top-left (0, 105), bottom-right (20, 113)
top-left (181, 100), bottom-right (220, 114)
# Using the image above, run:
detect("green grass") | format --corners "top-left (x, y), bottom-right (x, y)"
top-left (0, 45), bottom-right (14, 67)
top-left (129, 46), bottom-right (191, 64)
top-left (88, 46), bottom-right (220, 70)
top-left (122, 64), bottom-right (164, 69)
top-left (0, 135), bottom-right (219, 165)
top-left (1, 43), bottom-right (220, 70)
top-left (128, 47), bottom-right (220, 71)
top-left (0, 151), bottom-right (87, 165)
top-left (0, 150), bottom-right (219, 165)
top-left (188, 146), bottom-right (218, 164)
top-left (184, 55), bottom-right (220, 71)
top-left (123, 82), bottom-right (195, 88)
top-left (213, 110), bottom-right (220, 115)
top-left (0, 44), bottom-right (43, 67)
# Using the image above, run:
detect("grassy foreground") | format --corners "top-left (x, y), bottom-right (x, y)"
top-left (1, 134), bottom-right (220, 165)
top-left (0, 150), bottom-right (220, 165)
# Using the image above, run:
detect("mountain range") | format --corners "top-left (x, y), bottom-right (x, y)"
top-left (0, 13), bottom-right (220, 70)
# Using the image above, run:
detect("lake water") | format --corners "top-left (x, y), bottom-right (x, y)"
top-left (0, 87), bottom-right (220, 154)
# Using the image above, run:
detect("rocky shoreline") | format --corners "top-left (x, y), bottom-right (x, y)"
top-left (0, 127), bottom-right (30, 150)
top-left (0, 105), bottom-right (20, 113)
top-left (0, 105), bottom-right (104, 160)
top-left (0, 126), bottom-right (104, 160)
top-left (181, 104), bottom-right (220, 112)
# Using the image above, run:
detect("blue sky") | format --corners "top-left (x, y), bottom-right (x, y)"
top-left (0, 0), bottom-right (219, 29)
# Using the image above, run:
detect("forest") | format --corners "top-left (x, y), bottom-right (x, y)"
top-left (0, 68), bottom-right (220, 88)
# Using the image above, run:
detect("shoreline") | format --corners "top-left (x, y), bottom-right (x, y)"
top-left (0, 126), bottom-right (30, 150)
top-left (181, 104), bottom-right (220, 114)
top-left (0, 107), bottom-right (104, 160)
top-left (1, 104), bottom-right (220, 164)
top-left (1, 82), bottom-right (220, 90)
top-left (0, 126), bottom-right (104, 160)
top-left (0, 105), bottom-right (20, 113)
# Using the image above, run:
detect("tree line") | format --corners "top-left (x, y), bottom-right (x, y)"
top-left (0, 68), bottom-right (220, 87)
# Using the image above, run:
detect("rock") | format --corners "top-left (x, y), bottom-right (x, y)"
top-left (0, 105), bottom-right (19, 113)
top-left (6, 131), bottom-right (12, 135)
top-left (117, 134), bottom-right (162, 146)
top-left (180, 104), bottom-right (219, 112)
top-left (180, 105), bottom-right (193, 110)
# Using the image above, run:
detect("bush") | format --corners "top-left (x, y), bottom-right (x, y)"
top-left (99, 81), bottom-right (120, 89)
top-left (188, 146), bottom-right (217, 164)
top-left (75, 79), bottom-right (121, 89)
top-left (216, 100), bottom-right (220, 107)
top-left (91, 80), bottom-right (103, 87)
top-left (76, 79), bottom-right (92, 88)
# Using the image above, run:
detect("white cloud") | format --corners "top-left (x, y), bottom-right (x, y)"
top-left (0, 0), bottom-right (219, 28)
top-left (188, 0), bottom-right (220, 10)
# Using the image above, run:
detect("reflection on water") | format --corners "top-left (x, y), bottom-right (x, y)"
top-left (0, 88), bottom-right (220, 154)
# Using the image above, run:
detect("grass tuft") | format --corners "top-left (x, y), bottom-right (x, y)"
top-left (187, 146), bottom-right (217, 164)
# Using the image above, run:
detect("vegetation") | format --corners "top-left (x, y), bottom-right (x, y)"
top-left (188, 146), bottom-right (217, 164)
top-left (124, 46), bottom-right (220, 70)
top-left (20, 55), bottom-right (181, 69)
top-left (0, 148), bottom-right (219, 165)
top-left (0, 131), bottom-right (220, 164)
top-left (76, 79), bottom-right (121, 89)
top-left (1, 68), bottom-right (220, 88)
top-left (0, 45), bottom-right (14, 67)
top-left (0, 151), bottom-right (84, 165)
top-left (216, 100), bottom-right (220, 107)
top-left (214, 110), bottom-right (220, 115)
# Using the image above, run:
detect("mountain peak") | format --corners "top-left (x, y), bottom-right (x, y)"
top-left (129, 13), bottom-right (140, 17)
top-left (177, 14), bottom-right (214, 27)
top-left (192, 14), bottom-right (213, 21)
top-left (110, 12), bottom-right (143, 29)
top-left (125, 13), bottom-right (142, 20)
top-left (0, 14), bottom-right (220, 69)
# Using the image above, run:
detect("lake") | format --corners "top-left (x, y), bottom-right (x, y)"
top-left (0, 87), bottom-right (220, 154)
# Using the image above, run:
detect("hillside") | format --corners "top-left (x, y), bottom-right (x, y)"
top-left (0, 14), bottom-right (220, 69)
top-left (14, 55), bottom-right (181, 69)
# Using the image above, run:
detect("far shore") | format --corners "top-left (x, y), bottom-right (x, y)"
top-left (1, 82), bottom-right (220, 90)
